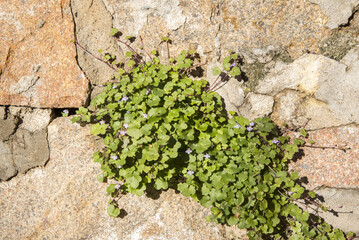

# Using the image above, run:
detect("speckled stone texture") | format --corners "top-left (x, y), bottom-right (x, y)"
top-left (72, 0), bottom-right (332, 89)
top-left (289, 125), bottom-right (359, 190)
top-left (0, 117), bottom-right (247, 240)
top-left (0, 0), bottom-right (89, 108)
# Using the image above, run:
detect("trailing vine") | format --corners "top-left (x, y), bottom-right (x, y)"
top-left (70, 29), bottom-right (355, 239)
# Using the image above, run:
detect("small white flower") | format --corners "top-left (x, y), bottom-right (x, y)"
top-left (185, 148), bottom-right (192, 154)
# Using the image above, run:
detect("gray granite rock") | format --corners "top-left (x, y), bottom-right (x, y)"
top-left (0, 141), bottom-right (16, 181)
top-left (309, 0), bottom-right (359, 29)
top-left (12, 129), bottom-right (49, 173)
top-left (0, 113), bottom-right (19, 142)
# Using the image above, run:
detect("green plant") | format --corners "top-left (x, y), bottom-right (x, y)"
top-left (72, 29), bottom-right (354, 240)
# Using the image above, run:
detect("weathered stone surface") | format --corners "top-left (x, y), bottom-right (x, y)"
top-left (0, 141), bottom-right (16, 181)
top-left (0, 113), bottom-right (18, 142)
top-left (0, 117), bottom-right (247, 239)
top-left (71, 0), bottom-right (123, 86)
top-left (0, 106), bottom-right (5, 120)
top-left (238, 93), bottom-right (274, 120)
top-left (206, 62), bottom-right (245, 113)
top-left (256, 50), bottom-right (359, 130)
top-left (0, 0), bottom-right (89, 108)
top-left (289, 125), bottom-right (359, 190)
top-left (309, 0), bottom-right (359, 29)
top-left (313, 187), bottom-right (359, 234)
top-left (12, 129), bottom-right (49, 174)
top-left (9, 106), bottom-right (53, 133)
top-left (287, 125), bottom-right (359, 234)
top-left (72, 0), bottom-right (330, 92)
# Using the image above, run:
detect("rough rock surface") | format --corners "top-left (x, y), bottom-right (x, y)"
top-left (71, 0), bottom-right (332, 90)
top-left (0, 0), bottom-right (89, 108)
top-left (238, 93), bottom-right (274, 120)
top-left (71, 0), bottom-right (123, 86)
top-left (312, 187), bottom-right (359, 234)
top-left (289, 125), bottom-right (359, 190)
top-left (0, 107), bottom-right (51, 180)
top-left (0, 117), bottom-right (247, 240)
top-left (309, 0), bottom-right (359, 29)
top-left (256, 48), bottom-right (359, 130)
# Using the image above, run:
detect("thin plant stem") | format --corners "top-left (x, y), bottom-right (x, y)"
top-left (75, 40), bottom-right (118, 71)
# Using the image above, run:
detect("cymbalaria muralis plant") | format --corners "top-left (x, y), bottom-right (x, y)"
top-left (72, 28), bottom-right (355, 240)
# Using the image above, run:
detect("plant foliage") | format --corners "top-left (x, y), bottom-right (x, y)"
top-left (72, 30), bottom-right (354, 240)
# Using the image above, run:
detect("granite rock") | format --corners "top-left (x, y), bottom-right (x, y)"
top-left (0, 112), bottom-right (18, 142)
top-left (72, 0), bottom-right (331, 91)
top-left (206, 62), bottom-right (245, 113)
top-left (0, 117), bottom-right (248, 239)
top-left (289, 125), bottom-right (359, 190)
top-left (9, 106), bottom-right (53, 133)
top-left (309, 0), bottom-right (359, 29)
top-left (0, 141), bottom-right (16, 181)
top-left (312, 187), bottom-right (359, 234)
top-left (0, 107), bottom-right (51, 180)
top-left (238, 93), bottom-right (274, 120)
top-left (0, 106), bottom-right (5, 120)
top-left (71, 0), bottom-right (123, 86)
top-left (256, 50), bottom-right (359, 130)
top-left (12, 128), bottom-right (49, 174)
top-left (0, 0), bottom-right (89, 108)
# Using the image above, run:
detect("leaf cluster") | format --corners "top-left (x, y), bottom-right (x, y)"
top-left (72, 33), bottom-right (354, 240)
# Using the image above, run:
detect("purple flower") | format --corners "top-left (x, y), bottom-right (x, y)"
top-left (100, 120), bottom-right (106, 125)
top-left (122, 96), bottom-right (129, 101)
top-left (288, 191), bottom-right (294, 195)
top-left (246, 126), bottom-right (253, 131)
top-left (234, 123), bottom-right (241, 129)
top-left (272, 138), bottom-right (280, 144)
top-left (187, 170), bottom-right (194, 176)
top-left (185, 148), bottom-right (192, 154)
top-left (111, 155), bottom-right (118, 160)
top-left (120, 130), bottom-right (127, 136)
top-left (63, 109), bottom-right (69, 115)
top-left (249, 122), bottom-right (255, 127)
top-left (142, 113), bottom-right (147, 118)
top-left (146, 89), bottom-right (151, 95)
top-left (204, 153), bottom-right (211, 159)
top-left (114, 184), bottom-right (122, 190)
top-left (230, 62), bottom-right (236, 67)
top-left (99, 84), bottom-right (106, 87)
top-left (112, 85), bottom-right (117, 89)
top-left (123, 123), bottom-right (129, 129)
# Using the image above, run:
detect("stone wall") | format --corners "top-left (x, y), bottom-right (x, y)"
top-left (1, 0), bottom-right (359, 239)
